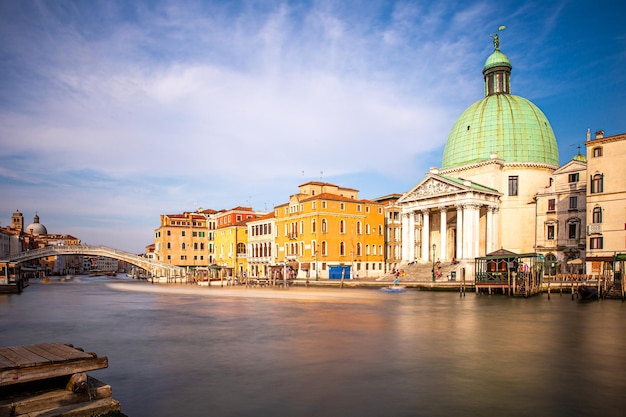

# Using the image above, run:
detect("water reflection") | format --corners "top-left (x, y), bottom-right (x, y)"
top-left (1, 276), bottom-right (624, 417)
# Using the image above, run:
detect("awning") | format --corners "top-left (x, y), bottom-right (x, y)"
top-left (567, 259), bottom-right (583, 265)
top-left (288, 262), bottom-right (299, 270)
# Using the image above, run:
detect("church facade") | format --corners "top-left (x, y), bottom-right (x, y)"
top-left (398, 35), bottom-right (561, 281)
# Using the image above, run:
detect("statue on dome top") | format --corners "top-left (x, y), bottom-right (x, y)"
top-left (490, 25), bottom-right (506, 51)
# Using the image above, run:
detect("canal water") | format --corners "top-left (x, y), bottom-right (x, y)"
top-left (1, 276), bottom-right (625, 417)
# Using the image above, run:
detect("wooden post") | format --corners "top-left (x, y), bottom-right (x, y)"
top-left (547, 275), bottom-right (551, 300)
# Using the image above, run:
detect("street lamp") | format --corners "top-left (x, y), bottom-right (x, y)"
top-left (432, 243), bottom-right (437, 282)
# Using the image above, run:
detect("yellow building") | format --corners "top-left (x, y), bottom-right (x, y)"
top-left (274, 182), bottom-right (385, 279)
top-left (585, 130), bottom-right (626, 277)
top-left (214, 219), bottom-right (250, 280)
top-left (154, 211), bottom-right (210, 269)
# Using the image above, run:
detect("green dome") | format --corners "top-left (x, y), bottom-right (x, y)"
top-left (441, 39), bottom-right (559, 169)
top-left (484, 50), bottom-right (511, 71)
top-left (442, 94), bottom-right (559, 168)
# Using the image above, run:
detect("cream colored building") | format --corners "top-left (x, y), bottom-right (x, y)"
top-left (585, 130), bottom-right (626, 277)
top-left (246, 212), bottom-right (276, 278)
top-left (399, 35), bottom-right (559, 281)
top-left (535, 154), bottom-right (587, 274)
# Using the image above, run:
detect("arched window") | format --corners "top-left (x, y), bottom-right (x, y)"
top-left (181, 242), bottom-right (186, 250)
top-left (591, 174), bottom-right (604, 194)
top-left (340, 242), bottom-right (345, 256)
top-left (321, 219), bottom-right (327, 233)
top-left (356, 221), bottom-right (362, 234)
top-left (312, 218), bottom-right (316, 233)
top-left (167, 242), bottom-right (171, 249)
top-left (592, 147), bottom-right (603, 157)
top-left (356, 242), bottom-right (362, 256)
top-left (339, 220), bottom-right (345, 234)
top-left (592, 206), bottom-right (602, 223)
top-left (321, 241), bottom-right (327, 256)
top-left (194, 242), bottom-right (198, 250)
top-left (237, 242), bottom-right (246, 255)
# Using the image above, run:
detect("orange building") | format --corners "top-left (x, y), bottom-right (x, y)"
top-left (154, 211), bottom-right (211, 269)
top-left (274, 182), bottom-right (385, 279)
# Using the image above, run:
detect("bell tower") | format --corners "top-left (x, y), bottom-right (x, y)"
top-left (11, 210), bottom-right (24, 232)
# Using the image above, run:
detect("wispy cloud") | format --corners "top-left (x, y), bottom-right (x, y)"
top-left (1, 0), bottom-right (623, 252)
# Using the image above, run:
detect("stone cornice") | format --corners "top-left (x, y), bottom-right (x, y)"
top-left (440, 159), bottom-right (558, 174)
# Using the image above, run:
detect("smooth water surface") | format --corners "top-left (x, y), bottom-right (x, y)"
top-left (1, 276), bottom-right (625, 417)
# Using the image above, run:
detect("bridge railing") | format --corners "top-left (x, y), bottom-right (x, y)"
top-left (8, 245), bottom-right (183, 274)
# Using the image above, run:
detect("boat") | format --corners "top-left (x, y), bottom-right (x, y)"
top-left (380, 285), bottom-right (407, 293)
top-left (578, 284), bottom-right (599, 301)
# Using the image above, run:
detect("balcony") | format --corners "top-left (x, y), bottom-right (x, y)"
top-left (587, 224), bottom-right (602, 235)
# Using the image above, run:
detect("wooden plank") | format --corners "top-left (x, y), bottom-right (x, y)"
top-left (22, 344), bottom-right (67, 363)
top-left (38, 343), bottom-right (94, 361)
top-left (0, 377), bottom-right (113, 417)
top-left (0, 356), bottom-right (108, 387)
top-left (0, 353), bottom-right (15, 369)
top-left (0, 346), bottom-right (48, 368)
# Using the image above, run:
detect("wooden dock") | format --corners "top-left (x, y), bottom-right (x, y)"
top-left (0, 343), bottom-right (121, 417)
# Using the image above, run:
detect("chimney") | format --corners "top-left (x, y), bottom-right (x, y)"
top-left (595, 130), bottom-right (604, 139)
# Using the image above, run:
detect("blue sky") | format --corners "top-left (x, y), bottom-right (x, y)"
top-left (1, 0), bottom-right (624, 254)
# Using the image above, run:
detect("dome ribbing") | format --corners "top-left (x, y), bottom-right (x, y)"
top-left (441, 37), bottom-right (559, 169)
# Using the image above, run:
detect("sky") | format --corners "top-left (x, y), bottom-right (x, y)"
top-left (1, 0), bottom-right (624, 254)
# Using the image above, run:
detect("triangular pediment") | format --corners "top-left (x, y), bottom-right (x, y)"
top-left (398, 174), bottom-right (500, 203)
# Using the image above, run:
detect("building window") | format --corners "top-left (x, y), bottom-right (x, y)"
top-left (340, 203), bottom-right (345, 210)
top-left (592, 206), bottom-right (602, 223)
top-left (356, 242), bottom-right (362, 256)
top-left (182, 231), bottom-right (186, 237)
top-left (167, 230), bottom-right (171, 236)
top-left (508, 176), bottom-right (519, 196)
top-left (592, 147), bottom-right (603, 157)
top-left (547, 224), bottom-right (555, 240)
top-left (181, 243), bottom-right (186, 250)
top-left (548, 199), bottom-right (556, 211)
top-left (312, 201), bottom-right (316, 209)
top-left (237, 242), bottom-right (246, 255)
top-left (569, 197), bottom-right (578, 210)
top-left (312, 219), bottom-right (316, 233)
top-left (357, 221), bottom-right (362, 234)
top-left (340, 242), bottom-right (345, 256)
top-left (590, 237), bottom-right (603, 249)
top-left (322, 201), bottom-right (327, 209)
top-left (357, 205), bottom-right (362, 212)
top-left (321, 219), bottom-right (327, 233)
top-left (568, 223), bottom-right (577, 239)
top-left (590, 174), bottom-right (603, 193)
top-left (339, 220), bottom-right (345, 234)
top-left (568, 173), bottom-right (579, 183)
top-left (321, 241), bottom-right (327, 256)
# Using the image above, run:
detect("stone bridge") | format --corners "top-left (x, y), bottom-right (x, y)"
top-left (6, 245), bottom-right (184, 279)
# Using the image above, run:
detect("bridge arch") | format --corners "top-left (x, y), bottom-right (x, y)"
top-left (6, 245), bottom-right (184, 279)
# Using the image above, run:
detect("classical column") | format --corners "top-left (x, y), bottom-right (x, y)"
top-left (439, 207), bottom-right (447, 261)
top-left (473, 205), bottom-right (481, 258)
top-left (408, 211), bottom-right (416, 262)
top-left (421, 209), bottom-right (430, 261)
top-left (463, 204), bottom-right (479, 259)
top-left (455, 204), bottom-right (463, 260)
top-left (492, 207), bottom-right (499, 252)
top-left (401, 212), bottom-right (409, 262)
top-left (486, 206), bottom-right (494, 254)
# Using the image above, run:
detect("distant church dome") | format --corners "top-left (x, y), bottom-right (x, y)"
top-left (441, 35), bottom-right (559, 169)
top-left (25, 213), bottom-right (47, 236)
